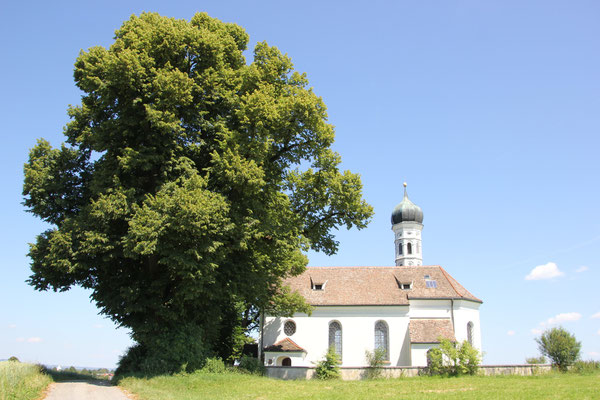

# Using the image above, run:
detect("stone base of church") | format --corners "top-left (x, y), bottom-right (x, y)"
top-left (265, 364), bottom-right (552, 380)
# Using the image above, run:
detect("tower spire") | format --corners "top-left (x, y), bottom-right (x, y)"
top-left (391, 183), bottom-right (424, 266)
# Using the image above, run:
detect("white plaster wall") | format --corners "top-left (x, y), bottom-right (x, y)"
top-left (452, 300), bottom-right (482, 352)
top-left (263, 306), bottom-right (410, 367)
top-left (409, 299), bottom-right (481, 353)
top-left (408, 299), bottom-right (452, 318)
top-left (262, 300), bottom-right (482, 367)
top-left (410, 343), bottom-right (436, 367)
top-left (263, 352), bottom-right (307, 367)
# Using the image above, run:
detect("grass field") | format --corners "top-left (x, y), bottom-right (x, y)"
top-left (0, 361), bottom-right (52, 400)
top-left (119, 371), bottom-right (600, 400)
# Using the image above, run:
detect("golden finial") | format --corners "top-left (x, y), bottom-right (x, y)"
top-left (403, 182), bottom-right (407, 188)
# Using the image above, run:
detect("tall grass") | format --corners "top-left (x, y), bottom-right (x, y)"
top-left (0, 361), bottom-right (52, 400)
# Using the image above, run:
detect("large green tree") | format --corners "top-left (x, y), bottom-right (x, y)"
top-left (23, 12), bottom-right (372, 373)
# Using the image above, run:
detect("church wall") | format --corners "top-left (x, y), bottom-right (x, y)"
top-left (263, 306), bottom-right (410, 367)
top-left (263, 351), bottom-right (307, 366)
top-left (407, 299), bottom-right (453, 318)
top-left (452, 300), bottom-right (482, 352)
top-left (410, 343), bottom-right (436, 367)
top-left (263, 299), bottom-right (482, 367)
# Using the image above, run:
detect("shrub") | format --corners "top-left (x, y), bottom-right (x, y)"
top-left (426, 348), bottom-right (444, 375)
top-left (525, 356), bottom-right (547, 364)
top-left (364, 348), bottom-right (387, 379)
top-left (571, 360), bottom-right (600, 375)
top-left (426, 338), bottom-right (480, 376)
top-left (535, 327), bottom-right (581, 372)
top-left (238, 356), bottom-right (265, 375)
top-left (8, 357), bottom-right (19, 362)
top-left (457, 341), bottom-right (480, 375)
top-left (115, 324), bottom-right (210, 376)
top-left (201, 358), bottom-right (226, 374)
top-left (315, 346), bottom-right (340, 380)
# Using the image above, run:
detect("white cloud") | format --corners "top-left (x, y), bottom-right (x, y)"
top-left (589, 351), bottom-right (600, 358)
top-left (507, 330), bottom-right (516, 336)
top-left (531, 328), bottom-right (543, 335)
top-left (525, 262), bottom-right (564, 280)
top-left (544, 312), bottom-right (582, 325)
top-left (16, 337), bottom-right (25, 342)
top-left (27, 337), bottom-right (42, 343)
top-left (576, 266), bottom-right (589, 273)
top-left (8, 324), bottom-right (16, 329)
top-left (591, 312), bottom-right (600, 319)
top-left (597, 329), bottom-right (600, 336)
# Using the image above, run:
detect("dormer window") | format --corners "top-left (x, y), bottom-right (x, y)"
top-left (394, 277), bottom-right (412, 290)
top-left (311, 279), bottom-right (327, 290)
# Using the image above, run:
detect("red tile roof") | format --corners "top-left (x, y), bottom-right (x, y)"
top-left (263, 337), bottom-right (306, 352)
top-left (284, 266), bottom-right (482, 306)
top-left (409, 319), bottom-right (456, 343)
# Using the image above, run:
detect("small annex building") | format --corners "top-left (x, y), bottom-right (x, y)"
top-left (260, 184), bottom-right (482, 368)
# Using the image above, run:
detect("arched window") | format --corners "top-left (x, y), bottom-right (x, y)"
top-left (329, 321), bottom-right (342, 361)
top-left (407, 243), bottom-right (412, 254)
top-left (398, 243), bottom-right (403, 255)
top-left (281, 357), bottom-right (291, 366)
top-left (374, 321), bottom-right (389, 360)
top-left (467, 322), bottom-right (474, 345)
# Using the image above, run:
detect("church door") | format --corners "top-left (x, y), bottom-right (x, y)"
top-left (281, 357), bottom-right (292, 366)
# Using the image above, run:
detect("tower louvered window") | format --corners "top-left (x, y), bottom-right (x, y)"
top-left (374, 321), bottom-right (389, 360)
top-left (328, 321), bottom-right (342, 360)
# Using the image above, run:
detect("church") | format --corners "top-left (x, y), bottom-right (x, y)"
top-left (259, 184), bottom-right (482, 368)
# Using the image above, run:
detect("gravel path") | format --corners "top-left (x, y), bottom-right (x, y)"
top-left (43, 381), bottom-right (133, 400)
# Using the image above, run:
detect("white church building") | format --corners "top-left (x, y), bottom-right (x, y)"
top-left (260, 185), bottom-right (482, 368)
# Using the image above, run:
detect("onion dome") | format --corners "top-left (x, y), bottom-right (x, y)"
top-left (391, 183), bottom-right (423, 224)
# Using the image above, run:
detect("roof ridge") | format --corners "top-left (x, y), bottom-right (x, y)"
top-left (438, 266), bottom-right (463, 298)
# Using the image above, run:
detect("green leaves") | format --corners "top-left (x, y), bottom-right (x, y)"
top-left (23, 139), bottom-right (90, 225)
top-left (426, 339), bottom-right (481, 376)
top-left (536, 327), bottom-right (581, 371)
top-left (315, 346), bottom-right (341, 379)
top-left (23, 12), bottom-right (372, 373)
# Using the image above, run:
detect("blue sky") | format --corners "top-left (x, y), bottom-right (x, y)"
top-left (1, 0), bottom-right (599, 369)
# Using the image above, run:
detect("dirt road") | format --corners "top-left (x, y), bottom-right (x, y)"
top-left (43, 381), bottom-right (133, 400)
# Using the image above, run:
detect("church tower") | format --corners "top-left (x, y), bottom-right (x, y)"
top-left (391, 183), bottom-right (424, 266)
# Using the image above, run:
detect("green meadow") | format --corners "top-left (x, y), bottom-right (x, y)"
top-left (119, 371), bottom-right (599, 400)
top-left (0, 361), bottom-right (52, 400)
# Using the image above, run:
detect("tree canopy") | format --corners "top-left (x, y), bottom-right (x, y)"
top-left (536, 327), bottom-right (581, 371)
top-left (23, 12), bottom-right (373, 373)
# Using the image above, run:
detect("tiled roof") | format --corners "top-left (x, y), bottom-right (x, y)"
top-left (284, 266), bottom-right (482, 306)
top-left (409, 319), bottom-right (456, 343)
top-left (263, 337), bottom-right (306, 352)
